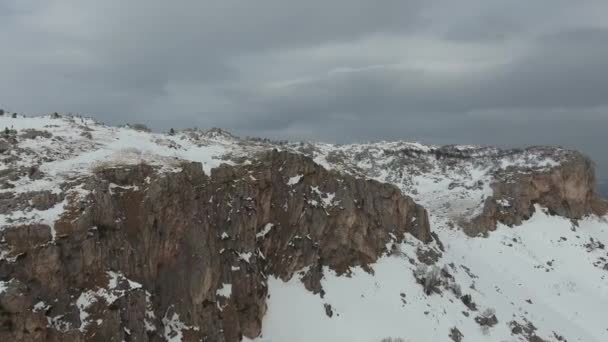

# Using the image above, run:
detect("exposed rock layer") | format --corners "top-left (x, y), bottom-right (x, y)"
top-left (466, 153), bottom-right (607, 236)
top-left (0, 150), bottom-right (430, 342)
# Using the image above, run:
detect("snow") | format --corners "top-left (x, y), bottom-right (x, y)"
top-left (0, 198), bottom-right (67, 240)
top-left (496, 198), bottom-right (511, 207)
top-left (76, 291), bottom-right (97, 332)
top-left (239, 252), bottom-right (253, 263)
top-left (0, 115), bottom-right (234, 197)
top-left (33, 301), bottom-right (48, 312)
top-left (144, 291), bottom-right (157, 332)
top-left (0, 279), bottom-right (10, 294)
top-left (252, 209), bottom-right (608, 342)
top-left (108, 183), bottom-right (140, 195)
top-left (499, 154), bottom-right (561, 171)
top-left (296, 139), bottom-right (570, 227)
top-left (216, 283), bottom-right (233, 298)
top-left (0, 115), bottom-right (252, 243)
top-left (256, 223), bottom-right (274, 239)
top-left (162, 311), bottom-right (188, 342)
top-left (287, 174), bottom-right (304, 186)
top-left (75, 271), bottom-right (144, 332)
top-left (3, 115), bottom-right (607, 342)
top-left (162, 307), bottom-right (200, 342)
top-left (47, 314), bottom-right (72, 333)
top-left (310, 186), bottom-right (340, 208)
top-left (0, 115), bottom-right (573, 236)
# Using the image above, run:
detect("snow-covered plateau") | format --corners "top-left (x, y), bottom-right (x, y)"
top-left (1, 114), bottom-right (607, 342)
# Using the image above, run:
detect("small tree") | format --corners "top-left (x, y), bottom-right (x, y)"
top-left (0, 109), bottom-right (4, 116)
top-left (414, 264), bottom-right (442, 295)
top-left (169, 128), bottom-right (176, 135)
top-left (447, 279), bottom-right (462, 297)
top-left (12, 113), bottom-right (17, 118)
top-left (424, 265), bottom-right (441, 295)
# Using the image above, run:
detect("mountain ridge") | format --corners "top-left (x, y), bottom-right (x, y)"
top-left (1, 113), bottom-right (607, 342)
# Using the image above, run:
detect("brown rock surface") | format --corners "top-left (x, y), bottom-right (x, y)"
top-left (464, 152), bottom-right (607, 236)
top-left (0, 150), bottom-right (430, 341)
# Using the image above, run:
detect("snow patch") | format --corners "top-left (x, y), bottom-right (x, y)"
top-left (0, 279), bottom-right (11, 294)
top-left (310, 186), bottom-right (340, 208)
top-left (75, 271), bottom-right (144, 332)
top-left (256, 223), bottom-right (274, 239)
top-left (238, 252), bottom-right (253, 264)
top-left (287, 174), bottom-right (304, 186)
top-left (216, 283), bottom-right (233, 298)
top-left (252, 209), bottom-right (608, 342)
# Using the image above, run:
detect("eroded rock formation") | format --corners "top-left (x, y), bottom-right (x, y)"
top-left (465, 152), bottom-right (608, 236)
top-left (0, 150), bottom-right (430, 342)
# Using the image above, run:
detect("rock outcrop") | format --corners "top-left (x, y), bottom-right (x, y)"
top-left (0, 150), bottom-right (430, 342)
top-left (465, 152), bottom-right (608, 236)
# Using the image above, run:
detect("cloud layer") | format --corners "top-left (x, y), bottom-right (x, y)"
top-left (1, 0), bottom-right (607, 177)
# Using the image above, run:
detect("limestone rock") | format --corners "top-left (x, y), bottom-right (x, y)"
top-left (0, 150), bottom-right (430, 342)
top-left (464, 152), bottom-right (607, 236)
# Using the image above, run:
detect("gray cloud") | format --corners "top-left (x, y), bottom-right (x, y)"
top-left (0, 0), bottom-right (607, 178)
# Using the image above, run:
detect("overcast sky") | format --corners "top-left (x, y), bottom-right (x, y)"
top-left (1, 0), bottom-right (607, 178)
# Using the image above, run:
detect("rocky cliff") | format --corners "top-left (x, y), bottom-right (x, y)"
top-left (465, 151), bottom-right (607, 236)
top-left (290, 141), bottom-right (607, 236)
top-left (0, 150), bottom-right (429, 342)
top-left (1, 114), bottom-right (607, 342)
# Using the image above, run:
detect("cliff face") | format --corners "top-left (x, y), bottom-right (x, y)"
top-left (292, 138), bottom-right (606, 237)
top-left (465, 153), bottom-right (608, 236)
top-left (2, 115), bottom-right (608, 342)
top-left (0, 150), bottom-right (430, 342)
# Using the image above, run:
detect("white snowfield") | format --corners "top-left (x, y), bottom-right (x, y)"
top-left (1, 114), bottom-right (607, 342)
top-left (251, 210), bottom-right (608, 342)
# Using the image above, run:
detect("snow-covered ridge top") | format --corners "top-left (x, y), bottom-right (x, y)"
top-left (2, 114), bottom-right (607, 342)
top-left (1, 113), bottom-right (576, 167)
top-left (303, 138), bottom-right (570, 160)
top-left (0, 113), bottom-right (586, 190)
top-left (0, 113), bottom-right (593, 231)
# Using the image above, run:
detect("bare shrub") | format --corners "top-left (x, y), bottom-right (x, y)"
top-left (129, 123), bottom-right (151, 132)
top-left (414, 264), bottom-right (449, 295)
top-left (389, 242), bottom-right (404, 257)
top-left (461, 294), bottom-right (477, 311)
top-left (481, 307), bottom-right (495, 318)
top-left (475, 307), bottom-right (498, 328)
top-left (447, 279), bottom-right (462, 297)
top-left (449, 327), bottom-right (464, 342)
top-left (414, 263), bottom-right (428, 277)
top-left (424, 265), bottom-right (441, 295)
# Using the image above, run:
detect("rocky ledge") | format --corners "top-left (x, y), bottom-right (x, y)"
top-left (0, 150), bottom-right (429, 342)
top-left (466, 151), bottom-right (607, 236)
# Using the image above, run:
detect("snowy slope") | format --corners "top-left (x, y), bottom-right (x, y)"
top-left (251, 209), bottom-right (608, 342)
top-left (0, 115), bottom-right (243, 230)
top-left (290, 140), bottom-right (569, 224)
top-left (2, 114), bottom-right (607, 342)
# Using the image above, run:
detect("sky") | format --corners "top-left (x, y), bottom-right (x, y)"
top-left (1, 0), bottom-right (607, 178)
